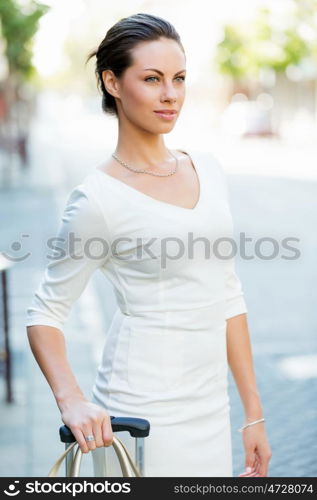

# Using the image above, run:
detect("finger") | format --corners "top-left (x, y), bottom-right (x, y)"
top-left (259, 462), bottom-right (269, 477)
top-left (239, 470), bottom-right (258, 477)
top-left (102, 416), bottom-right (114, 447)
top-left (81, 425), bottom-right (96, 451)
top-left (70, 426), bottom-right (89, 454)
top-left (92, 421), bottom-right (105, 448)
top-left (257, 452), bottom-right (270, 477)
top-left (252, 452), bottom-right (262, 476)
top-left (251, 459), bottom-right (261, 478)
top-left (253, 454), bottom-right (261, 475)
top-left (251, 456), bottom-right (258, 473)
top-left (239, 464), bottom-right (257, 476)
top-left (245, 450), bottom-right (256, 474)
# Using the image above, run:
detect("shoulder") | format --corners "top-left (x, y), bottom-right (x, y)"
top-left (201, 150), bottom-right (225, 173)
top-left (188, 150), bottom-right (230, 201)
top-left (63, 180), bottom-right (96, 215)
top-left (61, 173), bottom-right (107, 231)
top-left (180, 149), bottom-right (226, 178)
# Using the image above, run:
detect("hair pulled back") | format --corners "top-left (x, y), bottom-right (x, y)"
top-left (86, 12), bottom-right (184, 117)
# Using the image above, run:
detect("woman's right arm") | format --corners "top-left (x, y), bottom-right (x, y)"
top-left (27, 325), bottom-right (113, 453)
top-left (26, 184), bottom-right (113, 453)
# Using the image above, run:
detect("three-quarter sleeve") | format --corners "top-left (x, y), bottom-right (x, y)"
top-left (25, 185), bottom-right (111, 331)
top-left (224, 255), bottom-right (248, 320)
top-left (213, 155), bottom-right (248, 320)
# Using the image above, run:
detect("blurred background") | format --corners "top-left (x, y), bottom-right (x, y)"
top-left (0, 0), bottom-right (316, 477)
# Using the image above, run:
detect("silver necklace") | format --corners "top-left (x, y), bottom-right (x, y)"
top-left (112, 149), bottom-right (178, 177)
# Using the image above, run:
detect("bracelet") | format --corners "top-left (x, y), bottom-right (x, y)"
top-left (238, 417), bottom-right (265, 433)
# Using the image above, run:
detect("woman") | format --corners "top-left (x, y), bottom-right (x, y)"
top-left (26, 13), bottom-right (272, 477)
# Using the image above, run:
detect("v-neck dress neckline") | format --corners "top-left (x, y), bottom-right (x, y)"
top-left (94, 149), bottom-right (204, 214)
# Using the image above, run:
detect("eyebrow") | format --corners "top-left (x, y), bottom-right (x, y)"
top-left (143, 68), bottom-right (186, 76)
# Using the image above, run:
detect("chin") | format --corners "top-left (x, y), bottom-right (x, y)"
top-left (140, 122), bottom-right (175, 135)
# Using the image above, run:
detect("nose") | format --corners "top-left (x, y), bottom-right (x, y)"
top-left (161, 81), bottom-right (177, 102)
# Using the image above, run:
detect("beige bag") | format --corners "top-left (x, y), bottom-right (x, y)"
top-left (48, 435), bottom-right (141, 477)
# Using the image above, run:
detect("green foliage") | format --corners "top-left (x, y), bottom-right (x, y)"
top-left (214, 2), bottom-right (317, 79)
top-left (0, 0), bottom-right (50, 79)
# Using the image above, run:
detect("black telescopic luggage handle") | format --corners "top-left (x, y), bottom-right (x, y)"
top-left (59, 416), bottom-right (150, 443)
top-left (57, 416), bottom-right (150, 477)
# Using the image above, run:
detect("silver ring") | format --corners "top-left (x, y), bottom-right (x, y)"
top-left (84, 435), bottom-right (95, 442)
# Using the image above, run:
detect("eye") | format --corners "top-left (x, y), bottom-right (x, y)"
top-left (145, 76), bottom-right (159, 82)
top-left (144, 75), bottom-right (186, 82)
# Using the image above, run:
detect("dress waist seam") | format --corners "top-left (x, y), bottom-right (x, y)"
top-left (120, 299), bottom-right (225, 316)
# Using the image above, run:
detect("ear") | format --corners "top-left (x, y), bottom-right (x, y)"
top-left (102, 69), bottom-right (121, 98)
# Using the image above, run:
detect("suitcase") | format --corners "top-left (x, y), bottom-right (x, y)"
top-left (48, 416), bottom-right (150, 477)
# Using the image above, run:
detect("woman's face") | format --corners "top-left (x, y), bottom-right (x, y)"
top-left (103, 37), bottom-right (186, 134)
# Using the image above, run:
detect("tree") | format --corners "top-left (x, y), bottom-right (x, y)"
top-left (214, 2), bottom-right (317, 86)
top-left (0, 0), bottom-right (49, 181)
top-left (0, 0), bottom-right (49, 79)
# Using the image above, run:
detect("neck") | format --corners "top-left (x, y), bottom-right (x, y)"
top-left (114, 119), bottom-right (174, 168)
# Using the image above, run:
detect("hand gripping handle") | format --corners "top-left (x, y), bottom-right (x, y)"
top-left (59, 416), bottom-right (150, 443)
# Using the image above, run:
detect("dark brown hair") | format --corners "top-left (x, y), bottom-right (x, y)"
top-left (86, 12), bottom-right (185, 117)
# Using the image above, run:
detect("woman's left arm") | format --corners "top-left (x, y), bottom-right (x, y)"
top-left (226, 313), bottom-right (272, 477)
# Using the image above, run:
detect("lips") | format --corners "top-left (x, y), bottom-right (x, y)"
top-left (154, 110), bottom-right (177, 115)
top-left (154, 111), bottom-right (178, 121)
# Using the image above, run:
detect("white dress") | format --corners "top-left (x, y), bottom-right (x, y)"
top-left (26, 149), bottom-right (248, 477)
